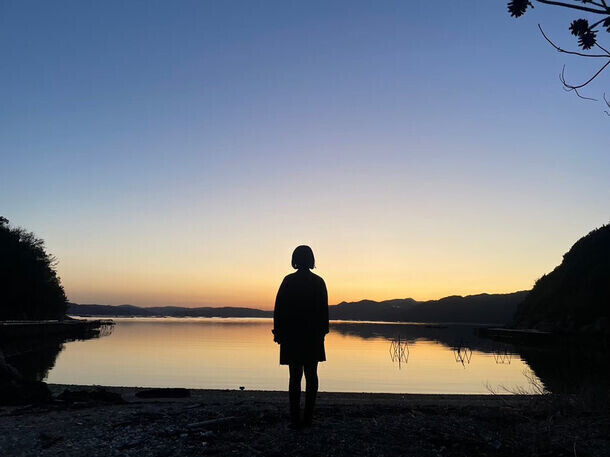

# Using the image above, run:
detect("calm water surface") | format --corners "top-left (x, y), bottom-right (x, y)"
top-left (43, 318), bottom-right (541, 394)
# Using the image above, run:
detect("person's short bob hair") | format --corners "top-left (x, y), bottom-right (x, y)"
top-left (291, 245), bottom-right (315, 270)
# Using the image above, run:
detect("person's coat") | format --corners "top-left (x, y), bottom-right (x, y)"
top-left (273, 269), bottom-right (329, 365)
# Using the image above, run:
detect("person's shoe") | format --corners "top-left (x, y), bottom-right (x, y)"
top-left (301, 415), bottom-right (313, 428)
top-left (288, 417), bottom-right (302, 430)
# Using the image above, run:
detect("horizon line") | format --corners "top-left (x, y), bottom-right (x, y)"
top-left (70, 289), bottom-right (530, 310)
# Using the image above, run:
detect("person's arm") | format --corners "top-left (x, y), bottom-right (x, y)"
top-left (320, 279), bottom-right (329, 336)
top-left (273, 278), bottom-right (287, 344)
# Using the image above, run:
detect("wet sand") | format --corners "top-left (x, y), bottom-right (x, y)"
top-left (0, 385), bottom-right (608, 456)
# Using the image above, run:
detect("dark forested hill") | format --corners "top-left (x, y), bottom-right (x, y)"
top-left (69, 291), bottom-right (528, 324)
top-left (513, 224), bottom-right (610, 333)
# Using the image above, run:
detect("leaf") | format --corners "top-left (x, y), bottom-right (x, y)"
top-left (578, 30), bottom-right (597, 50)
top-left (569, 19), bottom-right (590, 37)
top-left (507, 0), bottom-right (530, 18)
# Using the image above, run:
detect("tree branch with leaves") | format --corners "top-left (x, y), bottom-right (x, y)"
top-left (508, 0), bottom-right (610, 110)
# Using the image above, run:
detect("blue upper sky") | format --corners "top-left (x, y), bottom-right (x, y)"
top-left (1, 1), bottom-right (608, 307)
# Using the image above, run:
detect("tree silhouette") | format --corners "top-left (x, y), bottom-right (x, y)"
top-left (508, 1), bottom-right (610, 111)
top-left (0, 217), bottom-right (67, 320)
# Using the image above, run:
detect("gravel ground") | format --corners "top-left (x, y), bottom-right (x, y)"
top-left (0, 385), bottom-right (608, 457)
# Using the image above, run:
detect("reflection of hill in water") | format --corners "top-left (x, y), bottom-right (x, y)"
top-left (517, 343), bottom-right (609, 395)
top-left (1, 324), bottom-right (113, 382)
top-left (331, 322), bottom-right (513, 353)
top-left (331, 322), bottom-right (608, 394)
top-left (7, 340), bottom-right (65, 381)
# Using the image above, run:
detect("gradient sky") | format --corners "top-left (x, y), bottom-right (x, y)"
top-left (1, 1), bottom-right (608, 309)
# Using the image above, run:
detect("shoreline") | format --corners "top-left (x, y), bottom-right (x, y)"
top-left (1, 384), bottom-right (607, 456)
top-left (46, 383), bottom-right (535, 405)
top-left (50, 384), bottom-right (531, 400)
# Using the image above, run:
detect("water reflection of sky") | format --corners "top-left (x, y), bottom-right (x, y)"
top-left (41, 318), bottom-right (540, 394)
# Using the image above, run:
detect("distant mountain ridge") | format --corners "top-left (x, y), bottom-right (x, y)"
top-left (330, 292), bottom-right (528, 324)
top-left (69, 290), bottom-right (529, 324)
top-left (67, 303), bottom-right (272, 318)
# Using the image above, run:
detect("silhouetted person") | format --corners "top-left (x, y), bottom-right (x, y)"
top-left (273, 245), bottom-right (329, 429)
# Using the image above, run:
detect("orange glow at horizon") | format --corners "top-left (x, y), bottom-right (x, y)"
top-left (51, 189), bottom-right (604, 309)
top-left (59, 234), bottom-right (552, 309)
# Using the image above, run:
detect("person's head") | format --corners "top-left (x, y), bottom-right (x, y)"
top-left (291, 245), bottom-right (315, 270)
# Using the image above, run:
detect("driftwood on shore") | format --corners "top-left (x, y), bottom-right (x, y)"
top-left (135, 388), bottom-right (191, 399)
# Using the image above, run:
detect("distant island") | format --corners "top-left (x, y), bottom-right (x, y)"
top-left (68, 291), bottom-right (529, 325)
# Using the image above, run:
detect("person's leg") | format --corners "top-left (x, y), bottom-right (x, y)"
top-left (303, 362), bottom-right (319, 426)
top-left (288, 364), bottom-right (303, 427)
